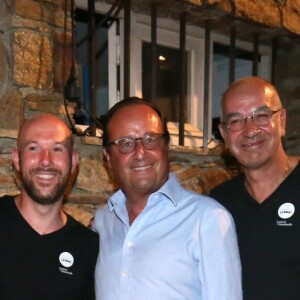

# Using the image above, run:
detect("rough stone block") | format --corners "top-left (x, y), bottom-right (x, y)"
top-left (0, 156), bottom-right (15, 168)
top-left (0, 42), bottom-right (9, 91)
top-left (216, 0), bottom-right (233, 13)
top-left (0, 90), bottom-right (23, 130)
top-left (0, 0), bottom-right (11, 17)
top-left (283, 6), bottom-right (300, 34)
top-left (0, 139), bottom-right (18, 157)
top-left (234, 0), bottom-right (280, 27)
top-left (75, 157), bottom-right (116, 193)
top-left (14, 0), bottom-right (65, 27)
top-left (11, 15), bottom-right (52, 34)
top-left (286, 0), bottom-right (300, 14)
top-left (15, 0), bottom-right (41, 21)
top-left (53, 31), bottom-right (72, 90)
top-left (64, 203), bottom-right (103, 227)
top-left (24, 93), bottom-right (63, 114)
top-left (13, 30), bottom-right (53, 89)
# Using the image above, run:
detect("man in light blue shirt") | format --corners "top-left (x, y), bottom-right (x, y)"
top-left (93, 97), bottom-right (242, 300)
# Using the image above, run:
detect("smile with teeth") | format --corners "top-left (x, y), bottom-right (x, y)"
top-left (132, 165), bottom-right (151, 171)
top-left (33, 169), bottom-right (60, 180)
top-left (35, 173), bottom-right (56, 179)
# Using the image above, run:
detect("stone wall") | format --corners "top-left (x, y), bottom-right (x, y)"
top-left (0, 0), bottom-right (299, 226)
top-left (209, 0), bottom-right (300, 35)
top-left (0, 128), bottom-right (237, 226)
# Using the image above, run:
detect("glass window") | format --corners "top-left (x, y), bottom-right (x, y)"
top-left (73, 6), bottom-right (271, 146)
top-left (75, 9), bottom-right (109, 125)
top-left (142, 42), bottom-right (187, 123)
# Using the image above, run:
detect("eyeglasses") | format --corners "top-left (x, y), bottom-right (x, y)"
top-left (222, 106), bottom-right (282, 132)
top-left (107, 133), bottom-right (166, 154)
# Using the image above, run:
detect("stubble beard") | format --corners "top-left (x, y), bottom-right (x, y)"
top-left (21, 168), bottom-right (70, 205)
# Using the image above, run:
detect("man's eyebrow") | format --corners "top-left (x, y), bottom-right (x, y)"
top-left (221, 112), bottom-right (241, 121)
top-left (21, 140), bottom-right (38, 147)
top-left (22, 140), bottom-right (69, 147)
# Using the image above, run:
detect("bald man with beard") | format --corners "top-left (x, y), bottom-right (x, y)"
top-left (0, 114), bottom-right (99, 300)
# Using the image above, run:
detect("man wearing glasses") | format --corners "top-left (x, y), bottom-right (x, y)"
top-left (93, 97), bottom-right (242, 300)
top-left (210, 76), bottom-right (300, 300)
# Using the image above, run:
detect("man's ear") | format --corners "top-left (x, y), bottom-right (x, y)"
top-left (11, 148), bottom-right (20, 172)
top-left (71, 150), bottom-right (79, 174)
top-left (218, 123), bottom-right (227, 141)
top-left (103, 148), bottom-right (112, 169)
top-left (279, 108), bottom-right (287, 137)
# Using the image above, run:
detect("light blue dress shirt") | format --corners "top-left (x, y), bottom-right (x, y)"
top-left (93, 173), bottom-right (242, 300)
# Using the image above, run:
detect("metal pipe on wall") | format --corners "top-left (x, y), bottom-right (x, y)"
top-left (203, 20), bottom-right (211, 148)
top-left (229, 26), bottom-right (236, 84)
top-left (151, 4), bottom-right (157, 103)
top-left (88, 0), bottom-right (96, 135)
top-left (124, 0), bottom-right (131, 98)
top-left (271, 36), bottom-right (278, 84)
top-left (252, 33), bottom-right (259, 76)
top-left (179, 13), bottom-right (187, 146)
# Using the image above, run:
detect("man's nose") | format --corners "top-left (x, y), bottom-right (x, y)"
top-left (132, 140), bottom-right (146, 159)
top-left (243, 117), bottom-right (261, 137)
top-left (39, 149), bottom-right (52, 166)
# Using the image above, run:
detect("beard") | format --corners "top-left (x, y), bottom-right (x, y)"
top-left (21, 167), bottom-right (70, 205)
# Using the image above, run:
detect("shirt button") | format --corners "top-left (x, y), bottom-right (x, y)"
top-left (127, 241), bottom-right (133, 248)
top-left (121, 271), bottom-right (128, 277)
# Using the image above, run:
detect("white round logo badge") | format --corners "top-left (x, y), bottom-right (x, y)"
top-left (59, 252), bottom-right (74, 268)
top-left (278, 203), bottom-right (295, 219)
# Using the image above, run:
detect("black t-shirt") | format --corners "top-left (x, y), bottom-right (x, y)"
top-left (0, 195), bottom-right (99, 300)
top-left (210, 162), bottom-right (300, 300)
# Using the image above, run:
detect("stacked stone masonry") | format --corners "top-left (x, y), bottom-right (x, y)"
top-left (0, 0), bottom-right (299, 225)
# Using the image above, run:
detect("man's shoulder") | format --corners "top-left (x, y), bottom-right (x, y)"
top-left (0, 195), bottom-right (15, 211)
top-left (210, 175), bottom-right (243, 196)
top-left (66, 214), bottom-right (99, 242)
top-left (175, 186), bottom-right (231, 216)
top-left (0, 194), bottom-right (14, 203)
top-left (0, 196), bottom-right (17, 227)
top-left (209, 175), bottom-right (245, 210)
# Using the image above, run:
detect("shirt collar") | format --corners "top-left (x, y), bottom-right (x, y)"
top-left (108, 189), bottom-right (126, 212)
top-left (107, 173), bottom-right (182, 211)
top-left (152, 173), bottom-right (181, 206)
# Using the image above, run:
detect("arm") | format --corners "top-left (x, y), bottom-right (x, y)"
top-left (198, 206), bottom-right (242, 300)
top-left (84, 234), bottom-right (99, 300)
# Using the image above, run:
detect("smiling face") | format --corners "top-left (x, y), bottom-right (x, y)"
top-left (12, 114), bottom-right (78, 205)
top-left (219, 77), bottom-right (286, 170)
top-left (104, 103), bottom-right (170, 198)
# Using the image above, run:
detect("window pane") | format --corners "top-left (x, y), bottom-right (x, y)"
top-left (142, 42), bottom-right (186, 123)
top-left (212, 43), bottom-right (259, 139)
top-left (75, 9), bottom-right (109, 125)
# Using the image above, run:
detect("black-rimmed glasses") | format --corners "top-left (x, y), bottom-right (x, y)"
top-left (221, 106), bottom-right (282, 132)
top-left (107, 133), bottom-right (166, 154)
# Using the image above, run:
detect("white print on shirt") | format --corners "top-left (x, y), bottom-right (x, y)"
top-left (278, 203), bottom-right (295, 219)
top-left (59, 252), bottom-right (74, 275)
top-left (276, 203), bottom-right (295, 227)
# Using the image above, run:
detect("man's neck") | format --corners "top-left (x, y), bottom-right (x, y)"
top-left (123, 190), bottom-right (150, 225)
top-left (15, 193), bottom-right (66, 235)
top-left (243, 155), bottom-right (298, 203)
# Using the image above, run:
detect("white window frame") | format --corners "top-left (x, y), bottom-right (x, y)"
top-left (75, 1), bottom-right (272, 146)
top-left (123, 13), bottom-right (272, 146)
top-left (128, 13), bottom-right (205, 132)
